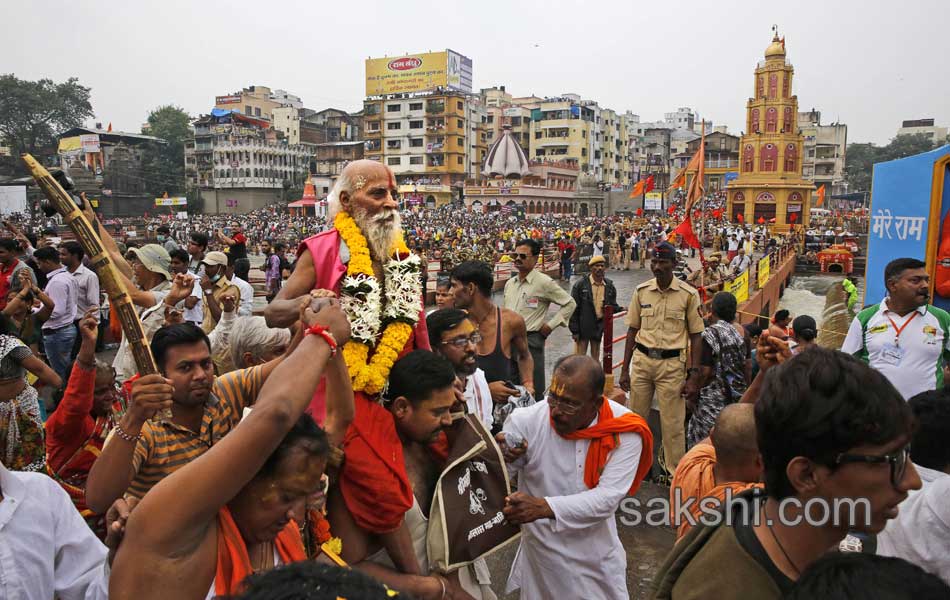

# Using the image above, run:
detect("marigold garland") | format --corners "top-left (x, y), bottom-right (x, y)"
top-left (334, 211), bottom-right (421, 395)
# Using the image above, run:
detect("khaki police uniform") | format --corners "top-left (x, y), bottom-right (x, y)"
top-left (625, 276), bottom-right (704, 471)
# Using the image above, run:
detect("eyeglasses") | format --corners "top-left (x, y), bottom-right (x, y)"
top-left (511, 253), bottom-right (532, 260)
top-left (441, 332), bottom-right (482, 349)
top-left (545, 393), bottom-right (583, 415)
top-left (835, 445), bottom-right (910, 489)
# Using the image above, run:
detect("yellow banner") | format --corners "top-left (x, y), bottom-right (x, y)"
top-left (758, 256), bottom-right (770, 288)
top-left (58, 136), bottom-right (82, 153)
top-left (728, 269), bottom-right (749, 303)
top-left (366, 51), bottom-right (448, 96)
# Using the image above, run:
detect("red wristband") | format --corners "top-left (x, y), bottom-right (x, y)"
top-left (305, 323), bottom-right (338, 355)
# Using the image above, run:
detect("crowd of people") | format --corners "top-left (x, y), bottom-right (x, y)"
top-left (0, 159), bottom-right (946, 600)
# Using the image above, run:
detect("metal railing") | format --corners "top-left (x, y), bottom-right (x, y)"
top-left (602, 244), bottom-right (797, 375)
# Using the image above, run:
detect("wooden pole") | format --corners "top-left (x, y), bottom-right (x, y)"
top-left (21, 154), bottom-right (169, 419)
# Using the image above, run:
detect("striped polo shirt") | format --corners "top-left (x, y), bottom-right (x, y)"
top-left (841, 299), bottom-right (950, 400)
top-left (124, 365), bottom-right (265, 500)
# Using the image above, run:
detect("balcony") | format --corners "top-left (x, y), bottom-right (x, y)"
top-left (426, 102), bottom-right (445, 114)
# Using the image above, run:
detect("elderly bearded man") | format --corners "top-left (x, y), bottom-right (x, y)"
top-left (264, 160), bottom-right (431, 581)
top-left (498, 355), bottom-right (653, 599)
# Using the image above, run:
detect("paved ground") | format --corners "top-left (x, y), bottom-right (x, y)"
top-left (483, 481), bottom-right (676, 599)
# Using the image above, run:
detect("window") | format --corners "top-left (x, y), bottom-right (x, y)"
top-left (511, 117), bottom-right (522, 126)
top-left (784, 144), bottom-right (798, 172)
top-left (410, 156), bottom-right (423, 165)
top-left (457, 119), bottom-right (464, 128)
top-left (387, 104), bottom-right (401, 112)
top-left (409, 120), bottom-right (423, 129)
top-left (535, 131), bottom-right (542, 139)
top-left (410, 138), bottom-right (423, 147)
top-left (759, 144), bottom-right (777, 172)
top-left (765, 108), bottom-right (777, 133)
top-left (387, 157), bottom-right (400, 166)
top-left (487, 115), bottom-right (494, 123)
top-left (387, 122), bottom-right (401, 130)
top-left (245, 105), bottom-right (252, 115)
top-left (409, 102), bottom-right (423, 111)
top-left (457, 101), bottom-right (463, 110)
top-left (457, 156), bottom-right (463, 165)
top-left (255, 107), bottom-right (261, 117)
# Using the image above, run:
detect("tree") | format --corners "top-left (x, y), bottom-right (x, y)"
top-left (0, 74), bottom-right (94, 174)
top-left (843, 142), bottom-right (877, 194)
top-left (138, 105), bottom-right (191, 198)
top-left (844, 133), bottom-right (937, 193)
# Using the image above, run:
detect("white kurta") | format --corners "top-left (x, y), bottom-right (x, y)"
top-left (502, 400), bottom-right (643, 600)
top-left (0, 462), bottom-right (109, 600)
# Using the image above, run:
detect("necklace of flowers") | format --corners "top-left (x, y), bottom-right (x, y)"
top-left (334, 211), bottom-right (422, 395)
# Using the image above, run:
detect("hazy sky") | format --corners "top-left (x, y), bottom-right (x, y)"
top-left (5, 0), bottom-right (949, 145)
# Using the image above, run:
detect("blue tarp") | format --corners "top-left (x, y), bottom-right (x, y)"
top-left (210, 108), bottom-right (238, 118)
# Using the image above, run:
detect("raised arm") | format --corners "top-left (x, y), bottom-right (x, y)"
top-left (124, 299), bottom-right (351, 556)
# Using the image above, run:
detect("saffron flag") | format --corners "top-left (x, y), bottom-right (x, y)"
top-left (816, 184), bottom-right (826, 207)
top-left (669, 147), bottom-right (702, 192)
top-left (643, 175), bottom-right (655, 194)
top-left (673, 216), bottom-right (702, 250)
top-left (683, 123), bottom-right (706, 214)
top-left (629, 179), bottom-right (645, 198)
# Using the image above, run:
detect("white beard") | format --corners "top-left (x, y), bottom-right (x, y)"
top-left (352, 207), bottom-right (401, 261)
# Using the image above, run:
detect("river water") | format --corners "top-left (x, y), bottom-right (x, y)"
top-left (779, 273), bottom-right (866, 327)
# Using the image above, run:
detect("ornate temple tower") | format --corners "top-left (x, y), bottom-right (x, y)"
top-left (726, 32), bottom-right (814, 231)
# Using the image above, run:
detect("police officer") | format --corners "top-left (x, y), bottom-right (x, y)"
top-left (618, 241), bottom-right (704, 473)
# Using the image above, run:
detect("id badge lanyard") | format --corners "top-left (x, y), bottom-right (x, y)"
top-left (886, 311), bottom-right (918, 347)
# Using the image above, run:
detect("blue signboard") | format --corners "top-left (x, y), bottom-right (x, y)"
top-left (864, 145), bottom-right (950, 310)
top-left (724, 171), bottom-right (739, 184)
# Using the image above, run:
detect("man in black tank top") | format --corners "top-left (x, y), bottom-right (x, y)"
top-left (450, 261), bottom-right (534, 404)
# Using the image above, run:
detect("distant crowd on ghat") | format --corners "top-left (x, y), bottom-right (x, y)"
top-left (0, 160), bottom-right (947, 600)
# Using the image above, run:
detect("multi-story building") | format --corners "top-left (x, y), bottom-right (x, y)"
top-left (272, 107), bottom-right (362, 147)
top-left (363, 91), bottom-right (487, 207)
top-left (896, 118), bottom-right (947, 146)
top-left (679, 131), bottom-right (741, 192)
top-left (798, 110), bottom-right (848, 195)
top-left (641, 128), bottom-right (672, 190)
top-left (665, 107), bottom-right (697, 130)
top-left (184, 110), bottom-right (310, 213)
top-left (213, 85), bottom-right (302, 122)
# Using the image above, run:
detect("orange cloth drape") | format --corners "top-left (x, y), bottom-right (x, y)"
top-left (338, 392), bottom-right (415, 533)
top-left (556, 397), bottom-right (654, 495)
top-left (215, 505), bottom-right (306, 596)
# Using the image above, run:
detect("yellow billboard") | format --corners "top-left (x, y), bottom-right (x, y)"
top-left (365, 50), bottom-right (472, 96)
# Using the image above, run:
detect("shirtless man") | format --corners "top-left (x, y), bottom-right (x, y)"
top-left (329, 350), bottom-right (485, 599)
top-left (450, 260), bottom-right (533, 403)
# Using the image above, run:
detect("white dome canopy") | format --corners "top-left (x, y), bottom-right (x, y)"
top-left (482, 125), bottom-right (531, 179)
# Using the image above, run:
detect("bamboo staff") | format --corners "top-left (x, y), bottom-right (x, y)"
top-left (21, 154), bottom-right (170, 420)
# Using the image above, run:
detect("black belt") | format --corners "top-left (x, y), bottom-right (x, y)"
top-left (635, 343), bottom-right (681, 359)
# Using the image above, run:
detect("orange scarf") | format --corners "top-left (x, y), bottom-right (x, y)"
top-left (557, 397), bottom-right (654, 495)
top-left (214, 505), bottom-right (306, 596)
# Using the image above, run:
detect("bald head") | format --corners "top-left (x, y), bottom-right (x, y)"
top-left (552, 355), bottom-right (605, 399)
top-left (710, 404), bottom-right (759, 474)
